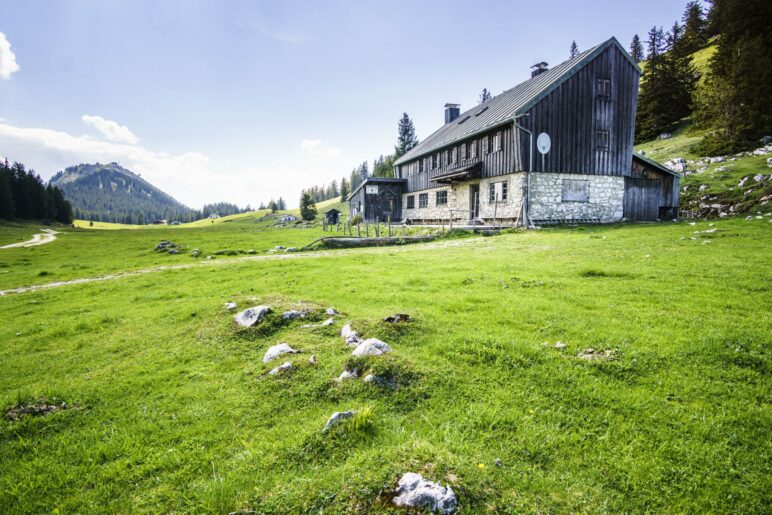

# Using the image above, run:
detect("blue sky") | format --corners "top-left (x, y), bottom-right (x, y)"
top-left (0, 0), bottom-right (687, 208)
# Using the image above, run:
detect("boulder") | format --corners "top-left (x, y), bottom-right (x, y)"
top-left (336, 368), bottom-right (359, 382)
top-left (224, 302), bottom-right (237, 311)
top-left (284, 247), bottom-right (298, 252)
top-left (345, 334), bottom-right (361, 346)
top-left (326, 308), bottom-right (338, 315)
top-left (352, 338), bottom-right (392, 357)
top-left (754, 174), bottom-right (766, 182)
top-left (761, 135), bottom-right (772, 145)
top-left (268, 362), bottom-right (293, 376)
top-left (392, 473), bottom-right (458, 514)
top-left (738, 176), bottom-right (750, 188)
top-left (168, 249), bottom-right (179, 255)
top-left (282, 310), bottom-right (306, 320)
top-left (341, 324), bottom-right (358, 339)
top-left (234, 305), bottom-right (271, 327)
top-left (190, 248), bottom-right (201, 258)
top-left (320, 317), bottom-right (335, 326)
top-left (323, 410), bottom-right (355, 431)
top-left (658, 132), bottom-right (671, 140)
top-left (263, 343), bottom-right (299, 363)
top-left (308, 355), bottom-right (318, 365)
top-left (709, 156), bottom-right (726, 163)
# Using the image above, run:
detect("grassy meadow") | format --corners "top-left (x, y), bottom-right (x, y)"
top-left (0, 215), bottom-right (770, 513)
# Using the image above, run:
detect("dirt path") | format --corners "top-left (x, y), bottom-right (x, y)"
top-left (0, 229), bottom-right (58, 249)
top-left (0, 237), bottom-right (480, 296)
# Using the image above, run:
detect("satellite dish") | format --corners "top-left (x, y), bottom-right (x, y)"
top-left (537, 132), bottom-right (551, 155)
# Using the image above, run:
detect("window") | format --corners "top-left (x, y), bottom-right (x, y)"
top-left (418, 159), bottom-right (424, 173)
top-left (418, 193), bottom-right (429, 208)
top-left (596, 78), bottom-right (611, 99)
top-left (562, 179), bottom-right (590, 202)
top-left (460, 143), bottom-right (467, 161)
top-left (436, 190), bottom-right (448, 205)
top-left (470, 140), bottom-right (477, 158)
top-left (457, 115), bottom-right (470, 124)
top-left (451, 147), bottom-right (458, 164)
top-left (445, 150), bottom-right (451, 166)
top-left (488, 181), bottom-right (508, 202)
top-left (596, 129), bottom-right (610, 150)
top-left (475, 106), bottom-right (489, 117)
top-left (482, 136), bottom-right (489, 154)
top-left (493, 132), bottom-right (502, 152)
top-left (431, 153), bottom-right (438, 169)
top-left (406, 195), bottom-right (415, 209)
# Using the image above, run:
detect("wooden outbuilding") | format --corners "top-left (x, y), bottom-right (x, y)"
top-left (324, 208), bottom-right (341, 225)
top-left (348, 177), bottom-right (407, 222)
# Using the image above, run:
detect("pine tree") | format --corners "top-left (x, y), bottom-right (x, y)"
top-left (570, 40), bottom-right (579, 58)
top-left (629, 34), bottom-right (644, 63)
top-left (0, 160), bottom-right (14, 219)
top-left (682, 1), bottom-right (708, 53)
top-left (694, 0), bottom-right (772, 153)
top-left (478, 88), bottom-right (492, 104)
top-left (339, 177), bottom-right (349, 201)
top-left (394, 113), bottom-right (419, 158)
top-left (299, 191), bottom-right (317, 221)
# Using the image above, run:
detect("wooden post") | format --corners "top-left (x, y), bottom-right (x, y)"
top-left (375, 217), bottom-right (380, 238)
top-left (388, 216), bottom-right (392, 237)
top-left (357, 223), bottom-right (361, 238)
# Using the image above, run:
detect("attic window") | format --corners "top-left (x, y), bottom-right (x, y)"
top-left (596, 78), bottom-right (611, 99)
top-left (457, 115), bottom-right (471, 125)
top-left (475, 106), bottom-right (489, 117)
top-left (596, 130), bottom-right (610, 150)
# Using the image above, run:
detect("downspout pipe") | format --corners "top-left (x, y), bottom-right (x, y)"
top-left (513, 113), bottom-right (534, 228)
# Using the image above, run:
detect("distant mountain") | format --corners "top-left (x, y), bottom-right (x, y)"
top-left (49, 162), bottom-right (198, 224)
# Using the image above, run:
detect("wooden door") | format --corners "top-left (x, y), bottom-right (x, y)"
top-left (624, 178), bottom-right (661, 220)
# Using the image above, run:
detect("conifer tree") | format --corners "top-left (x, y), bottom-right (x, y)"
top-left (478, 88), bottom-right (492, 104)
top-left (394, 113), bottom-right (418, 158)
top-left (629, 34), bottom-right (644, 62)
top-left (681, 1), bottom-right (708, 53)
top-left (569, 40), bottom-right (579, 58)
top-left (339, 177), bottom-right (349, 201)
top-left (299, 191), bottom-right (317, 221)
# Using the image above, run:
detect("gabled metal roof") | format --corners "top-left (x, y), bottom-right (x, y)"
top-left (394, 37), bottom-right (640, 166)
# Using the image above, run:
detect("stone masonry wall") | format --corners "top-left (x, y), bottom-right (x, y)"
top-left (528, 173), bottom-right (624, 222)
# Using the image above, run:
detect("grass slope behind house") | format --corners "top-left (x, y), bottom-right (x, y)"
top-left (0, 218), bottom-right (770, 513)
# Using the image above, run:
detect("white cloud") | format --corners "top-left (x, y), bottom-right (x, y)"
top-left (236, 18), bottom-right (309, 45)
top-left (0, 32), bottom-right (20, 79)
top-left (300, 138), bottom-right (342, 159)
top-left (82, 114), bottom-right (139, 144)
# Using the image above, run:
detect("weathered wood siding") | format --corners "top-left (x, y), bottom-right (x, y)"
top-left (348, 181), bottom-right (404, 222)
top-left (399, 125), bottom-right (520, 193)
top-left (521, 44), bottom-right (639, 176)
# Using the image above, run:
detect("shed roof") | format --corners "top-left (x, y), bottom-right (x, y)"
top-left (347, 177), bottom-right (407, 201)
top-left (633, 152), bottom-right (680, 177)
top-left (394, 37), bottom-right (640, 166)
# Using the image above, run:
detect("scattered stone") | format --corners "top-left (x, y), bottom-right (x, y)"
top-left (263, 343), bottom-right (299, 363)
top-left (384, 313), bottom-right (411, 323)
top-left (15, 332), bottom-right (21, 336)
top-left (746, 216), bottom-right (754, 220)
top-left (761, 135), bottom-right (772, 145)
top-left (224, 302), bottom-right (237, 311)
top-left (5, 399), bottom-right (71, 421)
top-left (352, 338), bottom-right (392, 357)
top-left (699, 184), bottom-right (708, 192)
top-left (205, 255), bottom-right (214, 260)
top-left (190, 248), bottom-right (201, 258)
top-left (392, 473), bottom-right (458, 514)
top-left (320, 317), bottom-right (335, 326)
top-left (154, 240), bottom-right (176, 251)
top-left (754, 173), bottom-right (766, 182)
top-left (234, 305), bottom-right (271, 327)
top-left (274, 246), bottom-right (285, 250)
top-left (708, 156), bottom-right (725, 163)
top-left (308, 355), bottom-right (318, 365)
top-left (268, 361), bottom-right (293, 376)
top-left (494, 458), bottom-right (503, 468)
top-left (323, 410), bottom-right (356, 431)
top-left (168, 249), bottom-right (180, 255)
top-left (363, 373), bottom-right (397, 389)
top-left (326, 308), bottom-right (338, 315)
top-left (282, 310), bottom-right (306, 320)
top-left (336, 368), bottom-right (360, 382)
top-left (284, 247), bottom-right (298, 252)
top-left (554, 341), bottom-right (566, 349)
top-left (658, 132), bottom-right (671, 140)
top-left (577, 348), bottom-right (616, 361)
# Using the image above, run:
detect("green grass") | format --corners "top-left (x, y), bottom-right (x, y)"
top-left (0, 216), bottom-right (770, 513)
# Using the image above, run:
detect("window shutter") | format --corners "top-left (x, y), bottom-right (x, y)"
top-left (460, 144), bottom-right (466, 160)
top-left (471, 140), bottom-right (477, 158)
top-left (483, 137), bottom-right (488, 154)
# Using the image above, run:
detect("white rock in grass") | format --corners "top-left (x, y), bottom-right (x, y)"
top-left (282, 310), bottom-right (305, 320)
top-left (345, 334), bottom-right (361, 346)
top-left (323, 410), bottom-right (356, 431)
top-left (341, 323), bottom-right (357, 339)
top-left (234, 305), bottom-right (271, 327)
top-left (224, 302), bottom-right (237, 311)
top-left (326, 308), bottom-right (337, 315)
top-left (352, 338), bottom-right (392, 357)
top-left (320, 317), bottom-right (335, 326)
top-left (554, 341), bottom-right (566, 349)
top-left (363, 374), bottom-right (396, 389)
top-left (336, 369), bottom-right (359, 382)
top-left (268, 362), bottom-right (292, 375)
top-left (263, 343), bottom-right (299, 363)
top-left (392, 473), bottom-right (458, 514)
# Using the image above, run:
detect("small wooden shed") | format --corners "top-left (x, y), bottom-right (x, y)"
top-left (348, 177), bottom-right (407, 222)
top-left (324, 208), bottom-right (341, 225)
top-left (626, 153), bottom-right (681, 220)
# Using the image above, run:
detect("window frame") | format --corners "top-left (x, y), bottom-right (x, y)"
top-left (493, 131), bottom-right (502, 152)
top-left (418, 193), bottom-right (429, 208)
top-left (561, 179), bottom-right (590, 203)
top-left (436, 190), bottom-right (448, 206)
top-left (418, 159), bottom-right (424, 173)
top-left (470, 140), bottom-right (477, 158)
top-left (596, 78), bottom-right (612, 99)
top-left (406, 195), bottom-right (415, 209)
top-left (596, 129), bottom-right (610, 150)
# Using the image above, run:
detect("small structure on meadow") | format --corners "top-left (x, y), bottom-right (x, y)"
top-left (278, 214), bottom-right (298, 223)
top-left (324, 208), bottom-right (341, 225)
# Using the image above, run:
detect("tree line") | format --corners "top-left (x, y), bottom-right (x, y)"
top-left (629, 0), bottom-right (770, 153)
top-left (0, 159), bottom-right (73, 223)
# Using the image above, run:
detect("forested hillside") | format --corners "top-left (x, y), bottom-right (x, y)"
top-left (50, 162), bottom-right (199, 224)
top-left (0, 159), bottom-right (73, 223)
